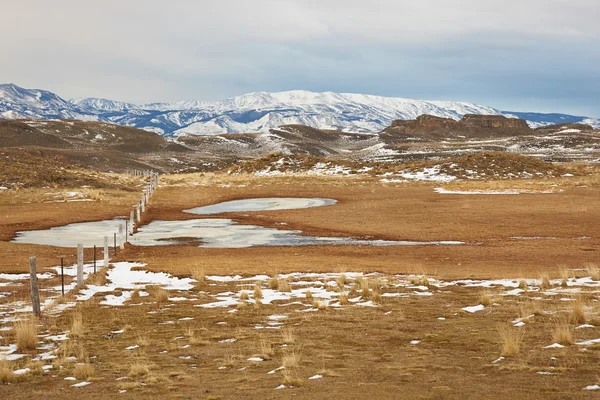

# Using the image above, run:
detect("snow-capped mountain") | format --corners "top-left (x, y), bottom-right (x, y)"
top-left (1, 83), bottom-right (598, 136)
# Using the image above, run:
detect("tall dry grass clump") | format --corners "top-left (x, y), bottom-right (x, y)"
top-left (539, 272), bottom-right (551, 290)
top-left (73, 362), bottom-right (95, 380)
top-left (282, 350), bottom-right (301, 369)
top-left (191, 266), bottom-right (206, 286)
top-left (278, 279), bottom-right (291, 293)
top-left (87, 268), bottom-right (108, 286)
top-left (558, 266), bottom-right (570, 287)
top-left (339, 293), bottom-right (349, 305)
top-left (479, 290), bottom-right (492, 306)
top-left (282, 328), bottom-right (295, 345)
top-left (569, 297), bottom-right (586, 324)
top-left (70, 311), bottom-right (84, 338)
top-left (260, 339), bottom-right (274, 360)
top-left (586, 263), bottom-right (600, 281)
top-left (147, 285), bottom-right (169, 304)
top-left (282, 369), bottom-right (303, 387)
top-left (254, 284), bottom-right (263, 300)
top-left (268, 275), bottom-right (279, 290)
top-left (15, 318), bottom-right (37, 351)
top-left (498, 325), bottom-right (523, 357)
top-left (0, 360), bottom-right (14, 384)
top-left (553, 321), bottom-right (574, 346)
top-left (129, 360), bottom-right (150, 377)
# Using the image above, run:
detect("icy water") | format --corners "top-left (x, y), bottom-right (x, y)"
top-left (12, 197), bottom-right (463, 248)
top-left (184, 197), bottom-right (337, 215)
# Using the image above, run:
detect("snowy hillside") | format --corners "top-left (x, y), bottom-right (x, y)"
top-left (1, 84), bottom-right (598, 136)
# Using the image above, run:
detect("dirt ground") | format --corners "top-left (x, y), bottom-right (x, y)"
top-left (1, 174), bottom-right (599, 399)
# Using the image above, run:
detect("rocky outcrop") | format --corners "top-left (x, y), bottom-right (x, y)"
top-left (382, 114), bottom-right (531, 139)
top-left (460, 114), bottom-right (530, 129)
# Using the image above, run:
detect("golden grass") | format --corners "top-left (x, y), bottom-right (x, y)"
top-left (73, 362), bottom-right (95, 380)
top-left (278, 279), bottom-right (291, 293)
top-left (518, 279), bottom-right (528, 290)
top-left (479, 290), bottom-right (492, 306)
top-left (254, 284), bottom-right (263, 300)
top-left (282, 350), bottom-right (302, 369)
top-left (191, 266), bottom-right (206, 286)
top-left (129, 361), bottom-right (150, 377)
top-left (304, 290), bottom-right (313, 300)
top-left (558, 266), bottom-right (570, 287)
top-left (371, 290), bottom-right (382, 304)
top-left (0, 360), bottom-right (14, 384)
top-left (282, 369), bottom-right (303, 387)
top-left (25, 360), bottom-right (44, 376)
top-left (539, 272), bottom-right (551, 290)
top-left (70, 311), bottom-right (84, 338)
top-left (137, 335), bottom-right (150, 347)
top-left (553, 321), bottom-right (574, 346)
top-left (185, 327), bottom-right (209, 346)
top-left (409, 275), bottom-right (429, 286)
top-left (281, 328), bottom-right (295, 345)
top-left (15, 318), bottom-right (37, 352)
top-left (268, 275), bottom-right (279, 290)
top-left (336, 274), bottom-right (347, 289)
top-left (240, 290), bottom-right (250, 301)
top-left (498, 325), bottom-right (523, 357)
top-left (86, 268), bottom-right (108, 286)
top-left (147, 285), bottom-right (169, 304)
top-left (569, 297), bottom-right (586, 324)
top-left (586, 263), bottom-right (600, 281)
top-left (339, 293), bottom-right (349, 305)
top-left (259, 339), bottom-right (274, 360)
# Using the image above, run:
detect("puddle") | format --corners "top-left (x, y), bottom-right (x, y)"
top-left (184, 197), bottom-right (337, 215)
top-left (12, 197), bottom-right (463, 249)
top-left (12, 219), bottom-right (126, 248)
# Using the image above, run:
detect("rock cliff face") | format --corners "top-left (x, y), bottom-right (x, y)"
top-left (383, 114), bottom-right (531, 139)
top-left (460, 114), bottom-right (530, 129)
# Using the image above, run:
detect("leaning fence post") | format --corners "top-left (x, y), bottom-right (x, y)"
top-left (136, 203), bottom-right (141, 222)
top-left (77, 244), bottom-right (84, 287)
top-left (103, 236), bottom-right (109, 268)
top-left (29, 256), bottom-right (41, 317)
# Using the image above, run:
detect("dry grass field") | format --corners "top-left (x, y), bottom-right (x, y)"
top-left (1, 171), bottom-right (600, 399)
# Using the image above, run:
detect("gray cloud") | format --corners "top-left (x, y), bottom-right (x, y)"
top-left (1, 0), bottom-right (599, 115)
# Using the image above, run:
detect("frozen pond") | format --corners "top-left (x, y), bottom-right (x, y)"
top-left (13, 218), bottom-right (462, 248)
top-left (11, 197), bottom-right (463, 248)
top-left (12, 219), bottom-right (126, 248)
top-left (184, 197), bottom-right (337, 215)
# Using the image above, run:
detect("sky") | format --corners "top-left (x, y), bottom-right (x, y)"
top-left (1, 0), bottom-right (599, 116)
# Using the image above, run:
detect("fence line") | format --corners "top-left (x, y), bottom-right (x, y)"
top-left (28, 170), bottom-right (160, 317)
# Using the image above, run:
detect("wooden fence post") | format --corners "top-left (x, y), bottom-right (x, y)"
top-left (119, 223), bottom-right (125, 249)
top-left (136, 203), bottom-right (141, 222)
top-left (29, 256), bottom-right (41, 317)
top-left (129, 211), bottom-right (135, 235)
top-left (104, 236), bottom-right (109, 268)
top-left (77, 244), bottom-right (84, 287)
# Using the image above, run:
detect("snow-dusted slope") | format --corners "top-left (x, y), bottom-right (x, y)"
top-left (0, 84), bottom-right (598, 136)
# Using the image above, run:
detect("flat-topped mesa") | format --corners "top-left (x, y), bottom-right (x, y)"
top-left (383, 113), bottom-right (532, 139)
top-left (459, 114), bottom-right (530, 130)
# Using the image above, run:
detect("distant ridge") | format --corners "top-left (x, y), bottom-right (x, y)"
top-left (1, 83), bottom-right (598, 136)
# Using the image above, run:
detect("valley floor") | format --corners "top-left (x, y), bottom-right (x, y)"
top-left (1, 173), bottom-right (599, 398)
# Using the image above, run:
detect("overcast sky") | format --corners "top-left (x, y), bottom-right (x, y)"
top-left (2, 0), bottom-right (599, 115)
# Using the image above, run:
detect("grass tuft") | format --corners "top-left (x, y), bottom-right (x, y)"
top-left (254, 284), bottom-right (263, 300)
top-left (569, 297), bottom-right (586, 324)
top-left (281, 328), bottom-right (295, 345)
top-left (73, 362), bottom-right (95, 380)
top-left (553, 321), bottom-right (574, 346)
top-left (70, 311), bottom-right (84, 339)
top-left (539, 272), bottom-right (551, 290)
top-left (479, 290), bottom-right (492, 306)
top-left (0, 360), bottom-right (14, 384)
top-left (15, 318), bottom-right (37, 352)
top-left (147, 285), bottom-right (169, 304)
top-left (278, 279), bottom-right (291, 292)
top-left (129, 361), bottom-right (150, 377)
top-left (498, 324), bottom-right (523, 357)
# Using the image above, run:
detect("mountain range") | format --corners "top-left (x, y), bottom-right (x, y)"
top-left (0, 83), bottom-right (598, 137)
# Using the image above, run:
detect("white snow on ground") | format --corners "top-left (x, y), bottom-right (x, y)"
top-left (397, 166), bottom-right (457, 182)
top-left (462, 305), bottom-right (485, 313)
top-left (434, 188), bottom-right (562, 195)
